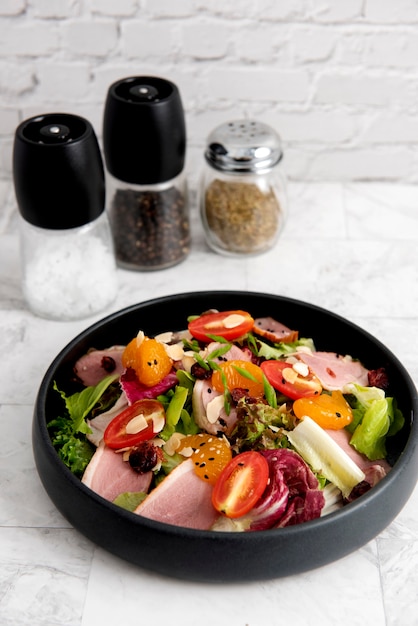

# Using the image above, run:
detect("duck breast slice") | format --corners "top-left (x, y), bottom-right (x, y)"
top-left (82, 441), bottom-right (152, 503)
top-left (134, 459), bottom-right (219, 530)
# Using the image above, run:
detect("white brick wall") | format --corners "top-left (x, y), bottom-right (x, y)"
top-left (2, 0), bottom-right (418, 184)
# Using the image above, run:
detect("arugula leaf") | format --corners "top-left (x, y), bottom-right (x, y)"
top-left (232, 364), bottom-right (259, 383)
top-left (207, 343), bottom-right (232, 360)
top-left (206, 333), bottom-right (231, 343)
top-left (193, 352), bottom-right (210, 370)
top-left (48, 374), bottom-right (120, 476)
top-left (182, 337), bottom-right (201, 352)
top-left (246, 332), bottom-right (259, 356)
top-left (262, 373), bottom-right (278, 408)
top-left (53, 374), bottom-right (118, 434)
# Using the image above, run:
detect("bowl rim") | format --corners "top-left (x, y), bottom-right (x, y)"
top-left (34, 289), bottom-right (418, 542)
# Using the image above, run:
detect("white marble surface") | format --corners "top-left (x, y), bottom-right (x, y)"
top-left (0, 180), bottom-right (417, 626)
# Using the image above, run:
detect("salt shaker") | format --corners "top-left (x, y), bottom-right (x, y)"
top-left (103, 76), bottom-right (190, 270)
top-left (200, 120), bottom-right (287, 256)
top-left (13, 113), bottom-right (118, 321)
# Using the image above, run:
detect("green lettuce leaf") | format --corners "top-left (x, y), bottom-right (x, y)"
top-left (48, 374), bottom-right (120, 476)
top-left (230, 397), bottom-right (296, 451)
top-left (345, 384), bottom-right (405, 460)
top-left (113, 491), bottom-right (147, 511)
top-left (53, 374), bottom-right (119, 434)
top-left (256, 337), bottom-right (315, 360)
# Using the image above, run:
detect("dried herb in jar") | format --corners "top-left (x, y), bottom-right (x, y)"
top-left (110, 186), bottom-right (190, 270)
top-left (204, 179), bottom-right (281, 254)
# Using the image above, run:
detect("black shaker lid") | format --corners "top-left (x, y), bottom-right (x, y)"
top-left (102, 76), bottom-right (186, 185)
top-left (13, 113), bottom-right (105, 230)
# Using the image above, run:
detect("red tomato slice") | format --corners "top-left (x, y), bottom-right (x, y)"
top-left (188, 310), bottom-right (254, 343)
top-left (104, 399), bottom-right (165, 450)
top-left (260, 360), bottom-right (322, 400)
top-left (212, 451), bottom-right (269, 519)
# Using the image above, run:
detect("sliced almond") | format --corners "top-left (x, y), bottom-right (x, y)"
top-left (204, 313), bottom-right (245, 330)
top-left (206, 394), bottom-right (226, 424)
top-left (154, 331), bottom-right (173, 344)
top-left (204, 320), bottom-right (224, 330)
top-left (151, 412), bottom-right (165, 434)
top-left (163, 432), bottom-right (186, 456)
top-left (292, 361), bottom-right (309, 377)
top-left (221, 313), bottom-right (246, 329)
top-left (178, 446), bottom-right (194, 458)
top-left (182, 354), bottom-right (197, 373)
top-left (282, 367), bottom-right (298, 384)
top-left (136, 330), bottom-right (145, 348)
top-left (164, 342), bottom-right (184, 361)
top-left (125, 413), bottom-right (148, 434)
top-left (295, 345), bottom-right (313, 354)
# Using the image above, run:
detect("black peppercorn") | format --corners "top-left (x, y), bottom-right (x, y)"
top-left (109, 184), bottom-right (190, 269)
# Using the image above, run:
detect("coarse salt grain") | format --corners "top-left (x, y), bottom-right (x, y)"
top-left (23, 229), bottom-right (117, 321)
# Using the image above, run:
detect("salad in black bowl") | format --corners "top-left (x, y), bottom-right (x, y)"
top-left (33, 291), bottom-right (418, 582)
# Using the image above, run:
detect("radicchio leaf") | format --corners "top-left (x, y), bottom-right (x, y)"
top-left (120, 368), bottom-right (178, 404)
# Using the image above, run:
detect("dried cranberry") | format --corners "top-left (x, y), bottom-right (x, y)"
top-left (368, 367), bottom-right (389, 390)
top-left (191, 362), bottom-right (212, 379)
top-left (101, 355), bottom-right (116, 373)
top-left (129, 442), bottom-right (162, 474)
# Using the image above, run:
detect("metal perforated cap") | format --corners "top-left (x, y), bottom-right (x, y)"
top-left (204, 120), bottom-right (283, 173)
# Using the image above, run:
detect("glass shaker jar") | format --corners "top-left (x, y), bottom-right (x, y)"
top-left (200, 120), bottom-right (287, 256)
top-left (103, 76), bottom-right (190, 270)
top-left (13, 113), bottom-right (118, 321)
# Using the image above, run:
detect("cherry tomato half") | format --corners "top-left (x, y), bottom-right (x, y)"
top-left (293, 391), bottom-right (353, 429)
top-left (188, 310), bottom-right (254, 343)
top-left (104, 399), bottom-right (165, 450)
top-left (212, 451), bottom-right (269, 519)
top-left (260, 359), bottom-right (322, 400)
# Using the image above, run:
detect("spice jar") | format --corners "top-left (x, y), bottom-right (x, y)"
top-left (13, 113), bottom-right (118, 321)
top-left (200, 120), bottom-right (287, 256)
top-left (103, 76), bottom-right (190, 270)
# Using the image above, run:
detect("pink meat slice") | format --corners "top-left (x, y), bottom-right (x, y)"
top-left (193, 379), bottom-right (238, 436)
top-left (297, 351), bottom-right (369, 390)
top-left (74, 346), bottom-right (125, 387)
top-left (204, 341), bottom-right (253, 362)
top-left (82, 441), bottom-right (152, 502)
top-left (253, 317), bottom-right (298, 343)
top-left (134, 459), bottom-right (219, 530)
top-left (86, 392), bottom-right (129, 446)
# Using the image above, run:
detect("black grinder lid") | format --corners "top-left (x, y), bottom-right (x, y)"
top-left (13, 113), bottom-right (105, 230)
top-left (102, 76), bottom-right (186, 185)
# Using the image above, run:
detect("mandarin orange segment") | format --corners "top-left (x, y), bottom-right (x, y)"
top-left (178, 433), bottom-right (232, 484)
top-left (122, 336), bottom-right (172, 387)
top-left (211, 360), bottom-right (265, 398)
top-left (293, 391), bottom-right (353, 429)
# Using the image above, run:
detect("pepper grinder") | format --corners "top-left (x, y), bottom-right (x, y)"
top-left (13, 113), bottom-right (118, 321)
top-left (103, 76), bottom-right (190, 270)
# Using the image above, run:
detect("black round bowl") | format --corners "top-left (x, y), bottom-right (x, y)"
top-left (33, 291), bottom-right (418, 582)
